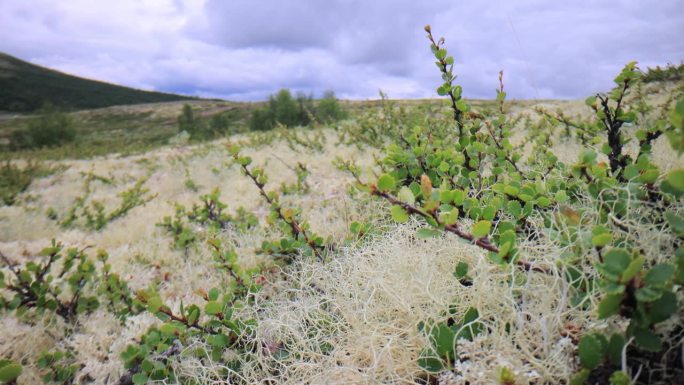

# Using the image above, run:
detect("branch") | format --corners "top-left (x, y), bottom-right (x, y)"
top-left (371, 186), bottom-right (551, 274)
top-left (425, 29), bottom-right (462, 132)
top-left (484, 120), bottom-right (521, 174)
top-left (231, 152), bottom-right (324, 261)
top-left (0, 250), bottom-right (20, 279)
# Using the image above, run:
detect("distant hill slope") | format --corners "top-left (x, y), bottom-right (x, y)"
top-left (0, 52), bottom-right (197, 112)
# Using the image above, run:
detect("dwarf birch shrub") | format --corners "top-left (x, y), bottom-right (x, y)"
top-left (0, 161), bottom-right (63, 206)
top-left (9, 104), bottom-right (76, 150)
top-left (361, 25), bottom-right (684, 384)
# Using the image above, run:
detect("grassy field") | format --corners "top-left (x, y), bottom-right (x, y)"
top-left (1, 74), bottom-right (683, 384)
top-left (0, 100), bottom-right (256, 159)
top-left (0, 97), bottom-right (567, 161)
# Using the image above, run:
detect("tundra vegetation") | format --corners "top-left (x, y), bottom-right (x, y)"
top-left (1, 26), bottom-right (683, 385)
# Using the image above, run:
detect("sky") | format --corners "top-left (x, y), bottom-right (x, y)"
top-left (0, 0), bottom-right (682, 101)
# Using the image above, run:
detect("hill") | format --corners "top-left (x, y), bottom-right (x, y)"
top-left (0, 52), bottom-right (197, 112)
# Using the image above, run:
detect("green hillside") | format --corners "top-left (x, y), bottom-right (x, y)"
top-left (0, 52), bottom-right (196, 112)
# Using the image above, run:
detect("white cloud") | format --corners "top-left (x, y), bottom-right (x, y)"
top-left (0, 0), bottom-right (681, 100)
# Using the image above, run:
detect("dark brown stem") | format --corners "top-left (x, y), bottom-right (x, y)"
top-left (233, 155), bottom-right (324, 261)
top-left (0, 250), bottom-right (20, 279)
top-left (425, 32), bottom-right (462, 132)
top-left (207, 242), bottom-right (248, 293)
top-left (485, 121), bottom-right (521, 174)
top-left (425, 28), bottom-right (476, 173)
top-left (371, 186), bottom-right (551, 274)
top-left (597, 85), bottom-right (629, 180)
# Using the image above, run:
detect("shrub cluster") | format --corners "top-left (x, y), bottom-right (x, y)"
top-left (249, 89), bottom-right (346, 131)
top-left (358, 25), bottom-right (684, 384)
top-left (642, 62), bottom-right (684, 83)
top-left (0, 161), bottom-right (62, 206)
top-left (9, 104), bottom-right (76, 150)
top-left (177, 104), bottom-right (245, 140)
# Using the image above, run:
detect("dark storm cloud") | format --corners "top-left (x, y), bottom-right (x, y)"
top-left (0, 0), bottom-right (681, 101)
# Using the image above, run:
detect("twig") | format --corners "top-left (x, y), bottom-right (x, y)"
top-left (371, 186), bottom-right (551, 274)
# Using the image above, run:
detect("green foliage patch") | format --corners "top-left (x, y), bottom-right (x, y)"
top-left (249, 88), bottom-right (347, 131)
top-left (9, 104), bottom-right (76, 150)
top-left (0, 161), bottom-right (63, 206)
top-left (359, 25), bottom-right (684, 384)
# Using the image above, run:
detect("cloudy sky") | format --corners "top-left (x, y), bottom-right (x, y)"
top-left (1, 0), bottom-right (682, 100)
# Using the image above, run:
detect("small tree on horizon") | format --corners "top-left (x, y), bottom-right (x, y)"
top-left (316, 89), bottom-right (347, 123)
top-left (178, 103), bottom-right (196, 133)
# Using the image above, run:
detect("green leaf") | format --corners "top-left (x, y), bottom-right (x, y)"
top-left (160, 322), bottom-right (179, 337)
top-left (498, 241), bottom-right (513, 259)
top-left (632, 327), bottom-right (662, 352)
top-left (205, 301), bottom-right (223, 316)
top-left (209, 333), bottom-right (230, 348)
top-left (598, 294), bottom-right (623, 319)
top-left (455, 99), bottom-right (470, 112)
top-left (664, 169), bottom-right (684, 193)
top-left (461, 307), bottom-right (480, 325)
top-left (417, 349), bottom-right (444, 373)
top-left (607, 334), bottom-right (625, 365)
top-left (186, 305), bottom-right (200, 325)
top-left (391, 205), bottom-right (410, 223)
top-left (665, 211), bottom-right (684, 236)
top-left (601, 282), bottom-right (625, 295)
top-left (416, 228), bottom-right (440, 239)
top-left (0, 361), bottom-right (22, 382)
top-left (237, 156), bottom-right (252, 166)
top-left (503, 185), bottom-right (519, 196)
top-left (506, 200), bottom-right (522, 218)
top-left (555, 190), bottom-right (568, 203)
top-left (621, 256), bottom-right (644, 283)
top-left (471, 220), bottom-right (491, 238)
top-left (431, 324), bottom-right (456, 358)
top-left (132, 373), bottom-right (149, 384)
top-left (650, 291), bottom-right (677, 322)
top-left (439, 209), bottom-right (459, 225)
top-left (580, 149), bottom-right (597, 165)
top-left (578, 334), bottom-right (603, 370)
top-left (600, 248), bottom-right (631, 280)
top-left (638, 169), bottom-right (659, 184)
top-left (452, 190), bottom-right (466, 205)
top-left (609, 371), bottom-right (632, 385)
top-left (592, 233), bottom-right (612, 248)
top-left (536, 196), bottom-right (551, 208)
top-left (635, 287), bottom-right (663, 302)
top-left (398, 187), bottom-right (415, 205)
top-left (452, 85), bottom-right (462, 99)
top-left (569, 369), bottom-right (590, 385)
top-left (645, 264), bottom-right (675, 286)
top-left (481, 205), bottom-right (496, 221)
top-left (454, 262), bottom-right (469, 279)
top-left (147, 296), bottom-right (163, 314)
top-left (141, 359), bottom-right (154, 372)
top-left (377, 174), bottom-right (396, 192)
top-left (208, 288), bottom-right (220, 301)
top-left (585, 95), bottom-right (597, 107)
